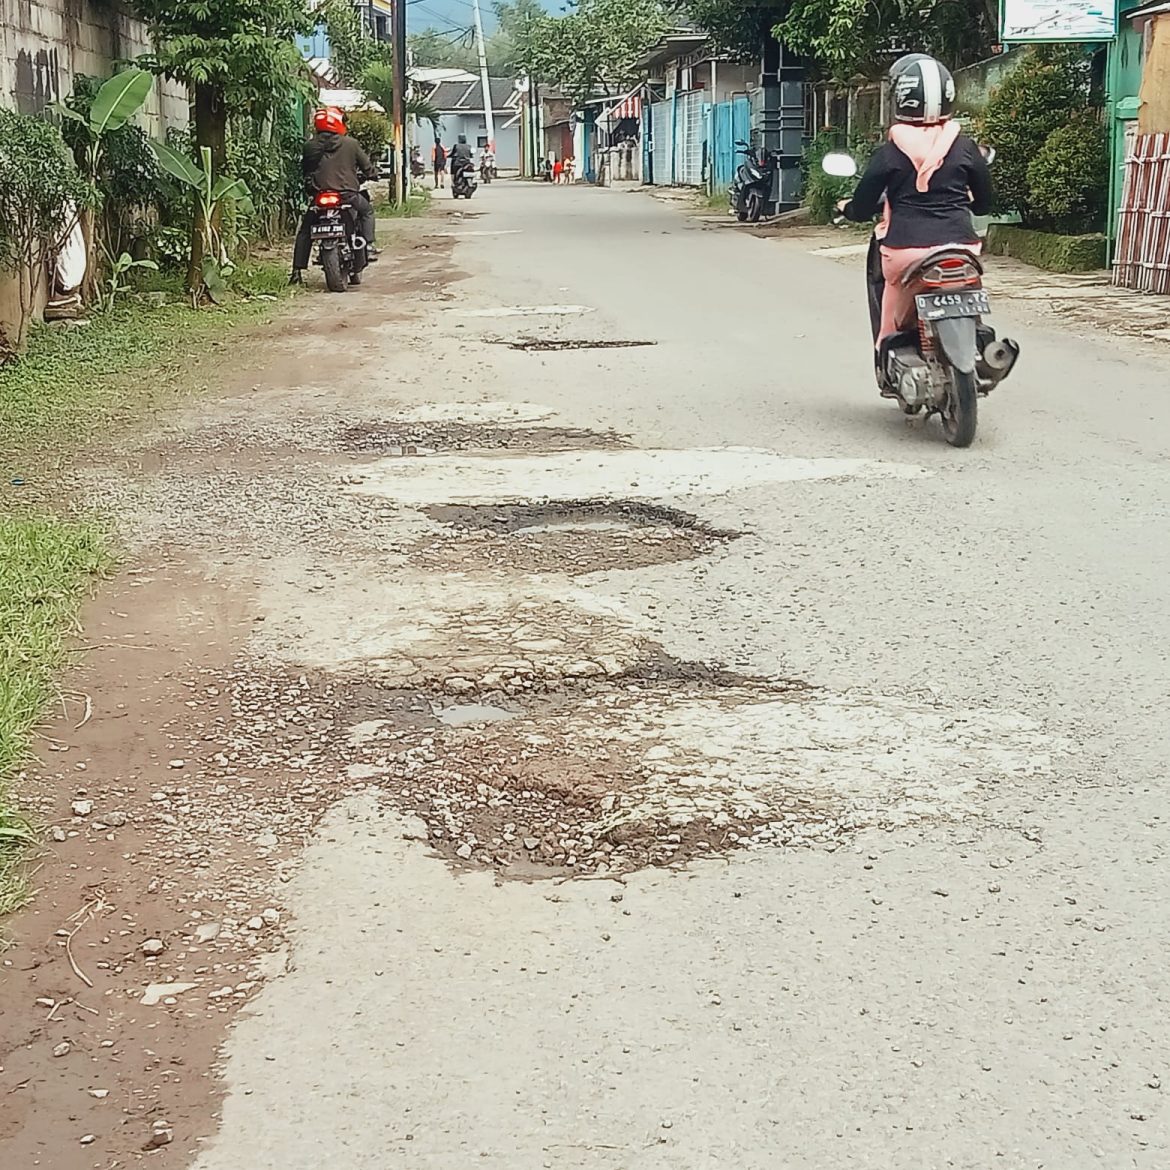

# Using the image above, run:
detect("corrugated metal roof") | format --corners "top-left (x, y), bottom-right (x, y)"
top-left (425, 77), bottom-right (520, 113)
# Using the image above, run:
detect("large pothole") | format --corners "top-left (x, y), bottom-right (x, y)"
top-left (411, 499), bottom-right (740, 576)
top-left (185, 661), bottom-right (1063, 881)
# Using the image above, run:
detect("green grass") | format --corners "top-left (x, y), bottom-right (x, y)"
top-left (0, 515), bottom-right (110, 913)
top-left (0, 262), bottom-right (295, 469)
top-left (377, 188), bottom-right (432, 219)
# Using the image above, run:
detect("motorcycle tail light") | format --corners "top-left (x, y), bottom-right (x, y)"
top-left (315, 191), bottom-right (342, 208)
top-left (921, 257), bottom-right (981, 288)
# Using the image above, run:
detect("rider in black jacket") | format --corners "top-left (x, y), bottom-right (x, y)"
top-left (291, 108), bottom-right (379, 284)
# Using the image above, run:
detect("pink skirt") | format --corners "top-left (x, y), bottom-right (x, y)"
top-left (878, 243), bottom-right (982, 346)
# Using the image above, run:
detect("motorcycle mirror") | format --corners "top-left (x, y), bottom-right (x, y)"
top-left (979, 145), bottom-right (996, 166)
top-left (821, 152), bottom-right (858, 179)
top-left (734, 139), bottom-right (749, 148)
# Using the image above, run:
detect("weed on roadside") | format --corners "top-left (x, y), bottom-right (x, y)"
top-left (0, 514), bottom-right (111, 912)
top-left (377, 189), bottom-right (431, 219)
top-left (0, 262), bottom-right (294, 470)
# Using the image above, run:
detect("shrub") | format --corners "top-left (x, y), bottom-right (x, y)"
top-left (347, 109), bottom-right (391, 165)
top-left (1026, 109), bottom-right (1109, 234)
top-left (981, 46), bottom-right (1093, 224)
top-left (802, 128), bottom-right (877, 225)
top-left (985, 223), bottom-right (1107, 272)
top-left (0, 110), bottom-right (93, 356)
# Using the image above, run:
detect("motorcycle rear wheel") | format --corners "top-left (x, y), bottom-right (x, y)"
top-left (321, 246), bottom-right (347, 294)
top-left (941, 370), bottom-right (978, 447)
top-left (746, 191), bottom-right (763, 223)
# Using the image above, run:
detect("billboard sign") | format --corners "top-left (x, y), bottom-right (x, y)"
top-left (1001, 0), bottom-right (1117, 41)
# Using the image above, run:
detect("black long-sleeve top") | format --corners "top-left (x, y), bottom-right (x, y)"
top-left (842, 134), bottom-right (993, 249)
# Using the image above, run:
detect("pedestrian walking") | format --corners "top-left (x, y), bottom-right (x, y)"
top-left (433, 140), bottom-right (447, 188)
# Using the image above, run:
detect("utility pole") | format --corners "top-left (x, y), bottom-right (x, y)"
top-left (391, 0), bottom-right (408, 204)
top-left (471, 0), bottom-right (496, 154)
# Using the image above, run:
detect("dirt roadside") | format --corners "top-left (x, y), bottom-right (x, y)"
top-left (0, 223), bottom-right (464, 1167)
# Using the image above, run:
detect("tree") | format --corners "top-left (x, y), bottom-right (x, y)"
top-left (515, 0), bottom-right (668, 102)
top-left (681, 0), bottom-right (999, 80)
top-left (409, 28), bottom-right (479, 72)
top-left (129, 0), bottom-right (314, 293)
top-left (361, 62), bottom-right (440, 129)
top-left (777, 0), bottom-right (999, 80)
top-left (492, 0), bottom-right (551, 74)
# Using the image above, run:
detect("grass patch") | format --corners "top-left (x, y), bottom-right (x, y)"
top-left (702, 190), bottom-right (729, 211)
top-left (0, 514), bottom-right (110, 913)
top-left (377, 188), bottom-right (432, 219)
top-left (0, 261), bottom-right (295, 472)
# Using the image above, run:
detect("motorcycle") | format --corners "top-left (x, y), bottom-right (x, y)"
top-left (308, 188), bottom-right (370, 294)
top-left (729, 140), bottom-right (776, 223)
top-left (452, 159), bottom-right (478, 200)
top-left (480, 158), bottom-right (496, 184)
top-left (823, 150), bottom-right (1020, 448)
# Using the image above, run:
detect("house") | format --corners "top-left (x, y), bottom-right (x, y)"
top-left (414, 77), bottom-right (524, 170)
top-left (634, 29), bottom-right (759, 189)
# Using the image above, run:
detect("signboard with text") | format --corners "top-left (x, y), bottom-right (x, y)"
top-left (1001, 0), bottom-right (1117, 40)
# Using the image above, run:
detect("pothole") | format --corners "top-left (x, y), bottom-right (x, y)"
top-left (411, 500), bottom-right (740, 575)
top-left (192, 658), bottom-right (1061, 882)
top-left (494, 338), bottom-right (657, 352)
top-left (339, 421), bottom-right (629, 454)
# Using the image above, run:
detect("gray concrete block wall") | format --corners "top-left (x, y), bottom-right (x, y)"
top-left (0, 0), bottom-right (187, 131)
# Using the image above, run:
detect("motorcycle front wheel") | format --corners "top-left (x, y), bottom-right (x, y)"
top-left (746, 190), bottom-right (763, 223)
top-left (941, 370), bottom-right (978, 448)
top-left (320, 245), bottom-right (347, 293)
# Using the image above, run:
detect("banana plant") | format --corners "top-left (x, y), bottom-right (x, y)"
top-left (53, 67), bottom-right (154, 298)
top-left (150, 141), bottom-right (253, 304)
top-left (54, 67), bottom-right (154, 177)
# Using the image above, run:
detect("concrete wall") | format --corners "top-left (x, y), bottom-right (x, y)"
top-left (0, 0), bottom-right (187, 131)
top-left (954, 48), bottom-right (1027, 117)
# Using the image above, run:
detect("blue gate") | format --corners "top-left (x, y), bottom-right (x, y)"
top-left (711, 97), bottom-right (751, 192)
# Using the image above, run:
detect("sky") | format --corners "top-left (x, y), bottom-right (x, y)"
top-left (407, 0), bottom-right (559, 36)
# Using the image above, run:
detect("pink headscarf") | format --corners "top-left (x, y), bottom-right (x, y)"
top-left (888, 119), bottom-right (961, 192)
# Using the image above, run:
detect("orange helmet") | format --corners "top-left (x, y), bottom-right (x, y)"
top-left (313, 106), bottom-right (347, 135)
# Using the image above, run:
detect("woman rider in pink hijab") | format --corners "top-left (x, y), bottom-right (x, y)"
top-left (838, 54), bottom-right (993, 367)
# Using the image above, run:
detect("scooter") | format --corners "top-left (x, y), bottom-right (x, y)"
top-left (823, 150), bottom-right (1020, 448)
top-left (480, 159), bottom-right (496, 184)
top-left (452, 160), bottom-right (478, 199)
top-left (729, 140), bottom-right (776, 223)
top-left (307, 188), bottom-right (369, 293)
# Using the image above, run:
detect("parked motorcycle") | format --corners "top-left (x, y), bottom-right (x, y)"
top-left (308, 188), bottom-right (369, 293)
top-left (729, 140), bottom-right (776, 223)
top-left (452, 160), bottom-right (478, 199)
top-left (823, 150), bottom-right (1020, 448)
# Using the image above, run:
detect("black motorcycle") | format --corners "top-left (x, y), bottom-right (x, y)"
top-left (452, 159), bottom-right (478, 200)
top-left (729, 140), bottom-right (776, 223)
top-left (308, 189), bottom-right (368, 293)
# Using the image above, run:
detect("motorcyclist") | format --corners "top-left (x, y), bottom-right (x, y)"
top-left (449, 134), bottom-right (474, 185)
top-left (290, 107), bottom-right (379, 285)
top-left (479, 145), bottom-right (496, 179)
top-left (838, 55), bottom-right (992, 357)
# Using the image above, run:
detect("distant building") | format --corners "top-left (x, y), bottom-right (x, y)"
top-left (414, 77), bottom-right (524, 170)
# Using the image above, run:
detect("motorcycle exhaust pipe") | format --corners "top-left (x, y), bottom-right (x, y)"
top-left (980, 338), bottom-right (1020, 381)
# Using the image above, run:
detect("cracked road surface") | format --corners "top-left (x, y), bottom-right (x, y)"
top-left (6, 182), bottom-right (1170, 1169)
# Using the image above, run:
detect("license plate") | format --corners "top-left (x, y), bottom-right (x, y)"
top-left (312, 224), bottom-right (344, 239)
top-left (916, 290), bottom-right (990, 320)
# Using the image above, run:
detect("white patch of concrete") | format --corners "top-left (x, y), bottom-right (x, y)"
top-left (453, 305), bottom-right (596, 318)
top-left (810, 242), bottom-right (871, 257)
top-left (345, 448), bottom-right (930, 506)
top-left (576, 690), bottom-right (1060, 831)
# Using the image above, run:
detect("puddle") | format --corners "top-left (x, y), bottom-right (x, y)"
top-left (434, 702), bottom-right (518, 727)
top-left (424, 499), bottom-right (735, 538)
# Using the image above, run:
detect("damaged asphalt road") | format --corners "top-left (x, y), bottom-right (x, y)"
top-left (4, 184), bottom-right (1170, 1169)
